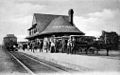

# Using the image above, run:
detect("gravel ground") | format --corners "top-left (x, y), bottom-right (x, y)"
top-left (0, 48), bottom-right (16, 73)
top-left (19, 49), bottom-right (120, 74)
top-left (0, 48), bottom-right (28, 75)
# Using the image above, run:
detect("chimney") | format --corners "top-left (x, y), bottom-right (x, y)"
top-left (68, 9), bottom-right (74, 25)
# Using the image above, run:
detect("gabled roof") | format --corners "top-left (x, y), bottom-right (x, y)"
top-left (26, 13), bottom-right (69, 39)
top-left (26, 11), bottom-right (85, 39)
top-left (28, 13), bottom-right (68, 31)
top-left (28, 24), bottom-right (37, 30)
top-left (39, 16), bottom-right (84, 36)
top-left (33, 13), bottom-right (69, 33)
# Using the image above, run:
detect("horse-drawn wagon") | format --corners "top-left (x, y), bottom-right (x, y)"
top-left (68, 35), bottom-right (97, 54)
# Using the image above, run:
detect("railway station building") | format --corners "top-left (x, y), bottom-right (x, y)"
top-left (26, 9), bottom-right (85, 52)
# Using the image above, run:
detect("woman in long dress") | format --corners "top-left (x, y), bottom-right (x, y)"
top-left (43, 37), bottom-right (49, 52)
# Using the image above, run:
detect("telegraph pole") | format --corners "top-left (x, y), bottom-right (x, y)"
top-left (105, 33), bottom-right (109, 56)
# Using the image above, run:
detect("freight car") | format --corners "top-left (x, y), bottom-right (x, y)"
top-left (3, 34), bottom-right (18, 51)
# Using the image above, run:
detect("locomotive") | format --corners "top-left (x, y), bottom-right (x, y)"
top-left (3, 34), bottom-right (18, 51)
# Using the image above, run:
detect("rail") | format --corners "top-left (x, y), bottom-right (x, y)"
top-left (8, 51), bottom-right (36, 75)
top-left (19, 52), bottom-right (68, 73)
top-left (9, 51), bottom-right (69, 74)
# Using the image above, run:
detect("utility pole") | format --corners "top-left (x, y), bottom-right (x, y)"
top-left (105, 33), bottom-right (109, 56)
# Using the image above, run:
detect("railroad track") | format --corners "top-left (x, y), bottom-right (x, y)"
top-left (8, 51), bottom-right (70, 75)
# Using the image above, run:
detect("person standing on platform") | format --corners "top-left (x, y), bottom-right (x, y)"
top-left (32, 42), bottom-right (35, 53)
top-left (30, 42), bottom-right (32, 52)
top-left (50, 36), bottom-right (56, 53)
top-left (62, 39), bottom-right (65, 53)
top-left (40, 40), bottom-right (43, 52)
top-left (43, 37), bottom-right (49, 52)
top-left (67, 39), bottom-right (71, 54)
top-left (38, 40), bottom-right (42, 52)
top-left (71, 37), bottom-right (76, 54)
top-left (50, 39), bottom-right (55, 53)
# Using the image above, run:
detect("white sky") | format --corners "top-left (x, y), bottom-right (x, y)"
top-left (0, 0), bottom-right (120, 44)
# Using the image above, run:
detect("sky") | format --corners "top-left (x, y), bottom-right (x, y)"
top-left (0, 0), bottom-right (120, 44)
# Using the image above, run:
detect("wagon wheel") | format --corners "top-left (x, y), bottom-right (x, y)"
top-left (88, 46), bottom-right (97, 54)
top-left (78, 47), bottom-right (82, 53)
top-left (75, 45), bottom-right (81, 54)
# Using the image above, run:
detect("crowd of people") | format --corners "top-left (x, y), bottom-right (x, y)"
top-left (19, 36), bottom-right (76, 54)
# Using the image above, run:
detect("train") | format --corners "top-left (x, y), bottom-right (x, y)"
top-left (3, 34), bottom-right (18, 51)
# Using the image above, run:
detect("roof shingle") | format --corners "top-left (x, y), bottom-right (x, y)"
top-left (39, 16), bottom-right (84, 35)
top-left (34, 13), bottom-right (69, 33)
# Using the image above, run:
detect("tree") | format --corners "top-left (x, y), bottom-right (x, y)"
top-left (99, 30), bottom-right (119, 55)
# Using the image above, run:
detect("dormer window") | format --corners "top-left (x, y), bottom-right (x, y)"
top-left (34, 28), bottom-right (36, 33)
top-left (32, 29), bottom-right (33, 35)
top-left (35, 28), bottom-right (37, 33)
top-left (29, 30), bottom-right (31, 35)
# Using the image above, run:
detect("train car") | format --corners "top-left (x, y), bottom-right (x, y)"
top-left (3, 34), bottom-right (18, 51)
